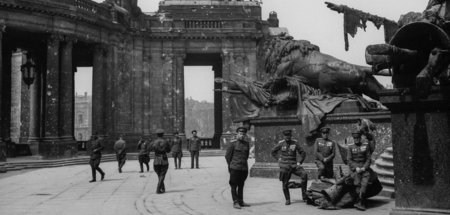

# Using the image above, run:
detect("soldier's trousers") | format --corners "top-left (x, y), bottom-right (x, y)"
top-left (280, 166), bottom-right (308, 201)
top-left (116, 153), bottom-right (126, 172)
top-left (190, 150), bottom-right (199, 168)
top-left (229, 169), bottom-right (248, 203)
top-left (315, 160), bottom-right (334, 179)
top-left (139, 154), bottom-right (150, 172)
top-left (353, 170), bottom-right (370, 197)
top-left (172, 151), bottom-right (182, 169)
top-left (89, 158), bottom-right (104, 180)
top-left (154, 164), bottom-right (169, 193)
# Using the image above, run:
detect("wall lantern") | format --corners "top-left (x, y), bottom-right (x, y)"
top-left (21, 56), bottom-right (37, 88)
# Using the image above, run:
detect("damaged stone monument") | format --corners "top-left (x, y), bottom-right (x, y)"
top-left (215, 13), bottom-right (392, 182)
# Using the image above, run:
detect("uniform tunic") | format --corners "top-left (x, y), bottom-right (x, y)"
top-left (271, 139), bottom-right (307, 182)
top-left (314, 137), bottom-right (336, 178)
top-left (171, 137), bottom-right (183, 158)
top-left (114, 139), bottom-right (127, 169)
top-left (137, 140), bottom-right (151, 164)
top-left (225, 139), bottom-right (250, 203)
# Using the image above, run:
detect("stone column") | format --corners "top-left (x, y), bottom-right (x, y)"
top-left (212, 63), bottom-right (223, 149)
top-left (0, 27), bottom-right (6, 162)
top-left (104, 45), bottom-right (115, 137)
top-left (379, 87), bottom-right (450, 215)
top-left (43, 34), bottom-right (61, 139)
top-left (40, 34), bottom-right (61, 158)
top-left (28, 50), bottom-right (41, 155)
top-left (59, 39), bottom-right (74, 141)
top-left (161, 53), bottom-right (174, 132)
top-left (92, 44), bottom-right (106, 136)
top-left (174, 54), bottom-right (185, 134)
top-left (220, 52), bottom-right (234, 133)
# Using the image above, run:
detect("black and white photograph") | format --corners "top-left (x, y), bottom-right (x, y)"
top-left (0, 0), bottom-right (449, 214)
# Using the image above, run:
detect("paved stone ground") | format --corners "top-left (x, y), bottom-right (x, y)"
top-left (0, 157), bottom-right (393, 215)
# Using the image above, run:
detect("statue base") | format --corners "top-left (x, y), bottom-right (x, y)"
top-left (248, 101), bottom-right (391, 179)
top-left (379, 87), bottom-right (450, 215)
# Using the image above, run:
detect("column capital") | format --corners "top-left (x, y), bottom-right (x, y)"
top-left (174, 53), bottom-right (186, 60)
top-left (0, 19), bottom-right (6, 33)
top-left (47, 34), bottom-right (64, 46)
top-left (63, 35), bottom-right (77, 43)
top-left (161, 53), bottom-right (174, 61)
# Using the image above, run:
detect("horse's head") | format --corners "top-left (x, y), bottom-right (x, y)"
top-left (416, 47), bottom-right (450, 98)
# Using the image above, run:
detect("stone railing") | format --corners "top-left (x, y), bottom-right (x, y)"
top-left (0, 0), bottom-right (114, 24)
top-left (200, 138), bottom-right (213, 149)
top-left (185, 20), bottom-right (222, 29)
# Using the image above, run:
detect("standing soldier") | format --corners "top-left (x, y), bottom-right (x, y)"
top-left (114, 134), bottom-right (127, 173)
top-left (347, 131), bottom-right (372, 211)
top-left (137, 136), bottom-right (150, 173)
top-left (151, 129), bottom-right (171, 194)
top-left (188, 130), bottom-right (201, 169)
top-left (313, 127), bottom-right (336, 179)
top-left (225, 127), bottom-right (251, 209)
top-left (171, 131), bottom-right (183, 169)
top-left (271, 129), bottom-right (308, 205)
top-left (89, 134), bottom-right (105, 182)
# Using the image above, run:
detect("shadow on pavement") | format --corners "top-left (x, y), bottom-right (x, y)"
top-left (164, 188), bottom-right (194, 193)
top-left (99, 178), bottom-right (123, 182)
top-left (246, 201), bottom-right (279, 206)
top-left (366, 198), bottom-right (392, 209)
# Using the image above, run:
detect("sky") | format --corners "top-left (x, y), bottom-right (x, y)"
top-left (81, 0), bottom-right (427, 102)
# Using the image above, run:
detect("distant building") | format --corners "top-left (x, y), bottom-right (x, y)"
top-left (185, 97), bottom-right (214, 137)
top-left (74, 92), bottom-right (92, 141)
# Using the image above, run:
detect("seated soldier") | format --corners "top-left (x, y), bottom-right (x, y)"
top-left (347, 131), bottom-right (372, 211)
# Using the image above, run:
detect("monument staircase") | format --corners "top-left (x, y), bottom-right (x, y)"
top-left (372, 147), bottom-right (395, 198)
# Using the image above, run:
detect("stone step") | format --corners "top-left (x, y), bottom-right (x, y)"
top-left (378, 176), bottom-right (395, 187)
top-left (372, 146), bottom-right (395, 199)
top-left (372, 165), bottom-right (394, 177)
top-left (2, 150), bottom-right (226, 172)
top-left (374, 159), bottom-right (394, 170)
top-left (380, 153), bottom-right (394, 161)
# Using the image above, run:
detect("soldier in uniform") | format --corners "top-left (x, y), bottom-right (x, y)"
top-left (151, 129), bottom-right (171, 194)
top-left (171, 131), bottom-right (183, 169)
top-left (347, 131), bottom-right (372, 211)
top-left (313, 127), bottom-right (336, 179)
top-left (137, 136), bottom-right (150, 173)
top-left (89, 134), bottom-right (105, 182)
top-left (188, 130), bottom-right (201, 169)
top-left (114, 134), bottom-right (127, 173)
top-left (225, 127), bottom-right (251, 209)
top-left (271, 129), bottom-right (308, 205)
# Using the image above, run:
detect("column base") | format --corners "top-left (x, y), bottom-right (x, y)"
top-left (0, 140), bottom-right (6, 162)
top-left (38, 137), bottom-right (78, 159)
top-left (391, 207), bottom-right (450, 215)
top-left (250, 162), bottom-right (321, 179)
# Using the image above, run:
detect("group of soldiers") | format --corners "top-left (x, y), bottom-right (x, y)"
top-left (87, 129), bottom-right (203, 194)
top-left (88, 123), bottom-right (375, 211)
top-left (224, 125), bottom-right (375, 211)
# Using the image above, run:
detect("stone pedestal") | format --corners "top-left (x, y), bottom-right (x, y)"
top-left (249, 103), bottom-right (391, 179)
top-left (379, 87), bottom-right (450, 215)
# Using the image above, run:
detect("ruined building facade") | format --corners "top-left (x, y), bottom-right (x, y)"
top-left (0, 0), bottom-right (269, 158)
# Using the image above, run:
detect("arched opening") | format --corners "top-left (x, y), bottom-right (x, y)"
top-left (184, 53), bottom-right (222, 149)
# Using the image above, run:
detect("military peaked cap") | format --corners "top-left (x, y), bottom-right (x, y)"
top-left (320, 127), bottom-right (330, 133)
top-left (156, 129), bottom-right (164, 134)
top-left (191, 130), bottom-right (197, 134)
top-left (282, 129), bottom-right (292, 135)
top-left (352, 131), bottom-right (362, 138)
top-left (236, 127), bottom-right (248, 133)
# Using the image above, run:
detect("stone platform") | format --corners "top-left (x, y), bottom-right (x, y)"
top-left (0, 157), bottom-right (394, 215)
